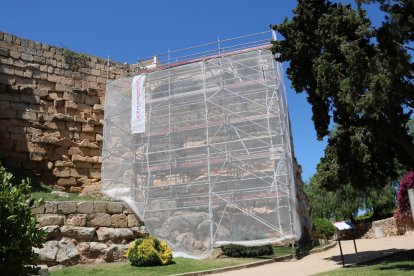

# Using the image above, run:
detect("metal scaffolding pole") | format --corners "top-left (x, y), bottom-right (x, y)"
top-left (102, 32), bottom-right (301, 259)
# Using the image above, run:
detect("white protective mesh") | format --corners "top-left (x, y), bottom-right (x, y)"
top-left (102, 47), bottom-right (301, 258)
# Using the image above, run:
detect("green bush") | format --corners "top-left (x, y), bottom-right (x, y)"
top-left (0, 165), bottom-right (45, 275)
top-left (126, 236), bottom-right (173, 266)
top-left (312, 218), bottom-right (335, 240)
top-left (221, 244), bottom-right (273, 257)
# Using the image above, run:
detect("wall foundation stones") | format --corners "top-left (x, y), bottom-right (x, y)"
top-left (33, 201), bottom-right (147, 265)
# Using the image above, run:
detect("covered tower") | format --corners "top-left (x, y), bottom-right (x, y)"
top-left (101, 32), bottom-right (311, 258)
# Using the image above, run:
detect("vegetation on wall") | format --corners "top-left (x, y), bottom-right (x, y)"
top-left (62, 47), bottom-right (90, 70)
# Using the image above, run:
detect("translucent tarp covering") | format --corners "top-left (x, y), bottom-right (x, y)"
top-left (102, 48), bottom-right (301, 258)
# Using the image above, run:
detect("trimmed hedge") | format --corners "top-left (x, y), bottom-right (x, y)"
top-left (221, 244), bottom-right (273, 257)
top-left (127, 236), bottom-right (173, 266)
top-left (312, 218), bottom-right (335, 240)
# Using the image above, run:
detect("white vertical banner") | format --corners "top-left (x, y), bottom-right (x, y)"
top-left (131, 74), bottom-right (146, 134)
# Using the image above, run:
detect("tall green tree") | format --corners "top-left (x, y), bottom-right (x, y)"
top-left (272, 0), bottom-right (414, 191)
top-left (305, 167), bottom-right (396, 221)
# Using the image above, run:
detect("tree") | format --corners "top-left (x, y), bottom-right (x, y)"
top-left (305, 171), bottom-right (396, 221)
top-left (305, 174), bottom-right (363, 220)
top-left (0, 165), bottom-right (45, 275)
top-left (271, 0), bottom-right (414, 192)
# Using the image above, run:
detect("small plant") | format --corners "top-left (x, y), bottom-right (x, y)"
top-left (221, 244), bottom-right (273, 257)
top-left (0, 165), bottom-right (45, 275)
top-left (395, 171), bottom-right (414, 220)
top-left (126, 236), bottom-right (173, 266)
top-left (62, 47), bottom-right (89, 69)
top-left (312, 218), bottom-right (335, 240)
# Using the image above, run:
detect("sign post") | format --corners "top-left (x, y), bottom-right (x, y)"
top-left (333, 221), bottom-right (358, 267)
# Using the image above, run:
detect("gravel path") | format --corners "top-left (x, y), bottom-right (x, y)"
top-left (210, 235), bottom-right (414, 276)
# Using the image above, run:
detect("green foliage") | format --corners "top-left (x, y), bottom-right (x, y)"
top-left (127, 236), bottom-right (173, 267)
top-left (354, 211), bottom-right (374, 223)
top-left (271, 0), bottom-right (414, 192)
top-left (312, 218), bottom-right (335, 240)
top-left (221, 244), bottom-right (273, 258)
top-left (305, 169), bottom-right (396, 222)
top-left (62, 47), bottom-right (89, 69)
top-left (0, 165), bottom-right (45, 275)
top-left (305, 174), bottom-right (363, 221)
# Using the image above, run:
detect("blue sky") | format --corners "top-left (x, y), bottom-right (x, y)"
top-left (0, 0), bottom-right (386, 181)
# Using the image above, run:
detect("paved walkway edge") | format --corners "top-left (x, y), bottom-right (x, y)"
top-left (173, 242), bottom-right (337, 276)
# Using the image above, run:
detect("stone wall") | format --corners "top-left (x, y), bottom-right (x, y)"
top-left (0, 31), bottom-right (137, 196)
top-left (339, 216), bottom-right (414, 240)
top-left (361, 217), bottom-right (414, 239)
top-left (32, 201), bottom-right (147, 265)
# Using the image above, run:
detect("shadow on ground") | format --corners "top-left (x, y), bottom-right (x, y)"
top-left (328, 249), bottom-right (414, 272)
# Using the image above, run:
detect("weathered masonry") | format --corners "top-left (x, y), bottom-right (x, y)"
top-left (0, 31), bottom-right (138, 196)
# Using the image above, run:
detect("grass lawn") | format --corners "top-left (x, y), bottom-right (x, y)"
top-left (319, 249), bottom-right (414, 275)
top-left (50, 246), bottom-right (294, 276)
top-left (31, 191), bottom-right (100, 201)
top-left (50, 257), bottom-right (262, 276)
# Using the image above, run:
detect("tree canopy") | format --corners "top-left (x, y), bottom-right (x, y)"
top-left (272, 0), bottom-right (414, 191)
top-left (305, 169), bottom-right (397, 221)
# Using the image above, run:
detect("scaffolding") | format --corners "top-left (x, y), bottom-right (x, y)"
top-left (102, 31), bottom-right (301, 258)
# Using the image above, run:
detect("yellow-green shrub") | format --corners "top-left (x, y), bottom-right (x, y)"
top-left (127, 236), bottom-right (173, 266)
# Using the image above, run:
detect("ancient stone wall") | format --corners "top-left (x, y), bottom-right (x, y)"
top-left (360, 217), bottom-right (414, 239)
top-left (32, 201), bottom-right (147, 265)
top-left (339, 216), bottom-right (414, 240)
top-left (0, 31), bottom-right (137, 196)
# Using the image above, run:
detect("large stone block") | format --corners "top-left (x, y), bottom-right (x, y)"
top-left (84, 95), bottom-right (100, 105)
top-left (34, 240), bottom-right (59, 265)
top-left (77, 242), bottom-right (116, 262)
top-left (35, 238), bottom-right (80, 266)
top-left (96, 227), bottom-right (134, 243)
top-left (31, 205), bottom-right (45, 214)
top-left (55, 238), bottom-right (80, 265)
top-left (44, 202), bottom-right (58, 213)
top-left (66, 214), bottom-right (87, 227)
top-left (61, 225), bottom-right (95, 242)
top-left (130, 226), bottom-right (149, 238)
top-left (93, 202), bottom-right (107, 213)
top-left (90, 213), bottom-right (111, 227)
top-left (127, 214), bottom-right (141, 227)
top-left (111, 214), bottom-right (128, 228)
top-left (107, 202), bottom-right (123, 214)
top-left (63, 91), bottom-right (85, 104)
top-left (42, 225), bottom-right (62, 241)
top-left (57, 201), bottom-right (77, 214)
top-left (77, 201), bottom-right (94, 214)
top-left (57, 177), bottom-right (77, 186)
top-left (37, 214), bottom-right (65, 226)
